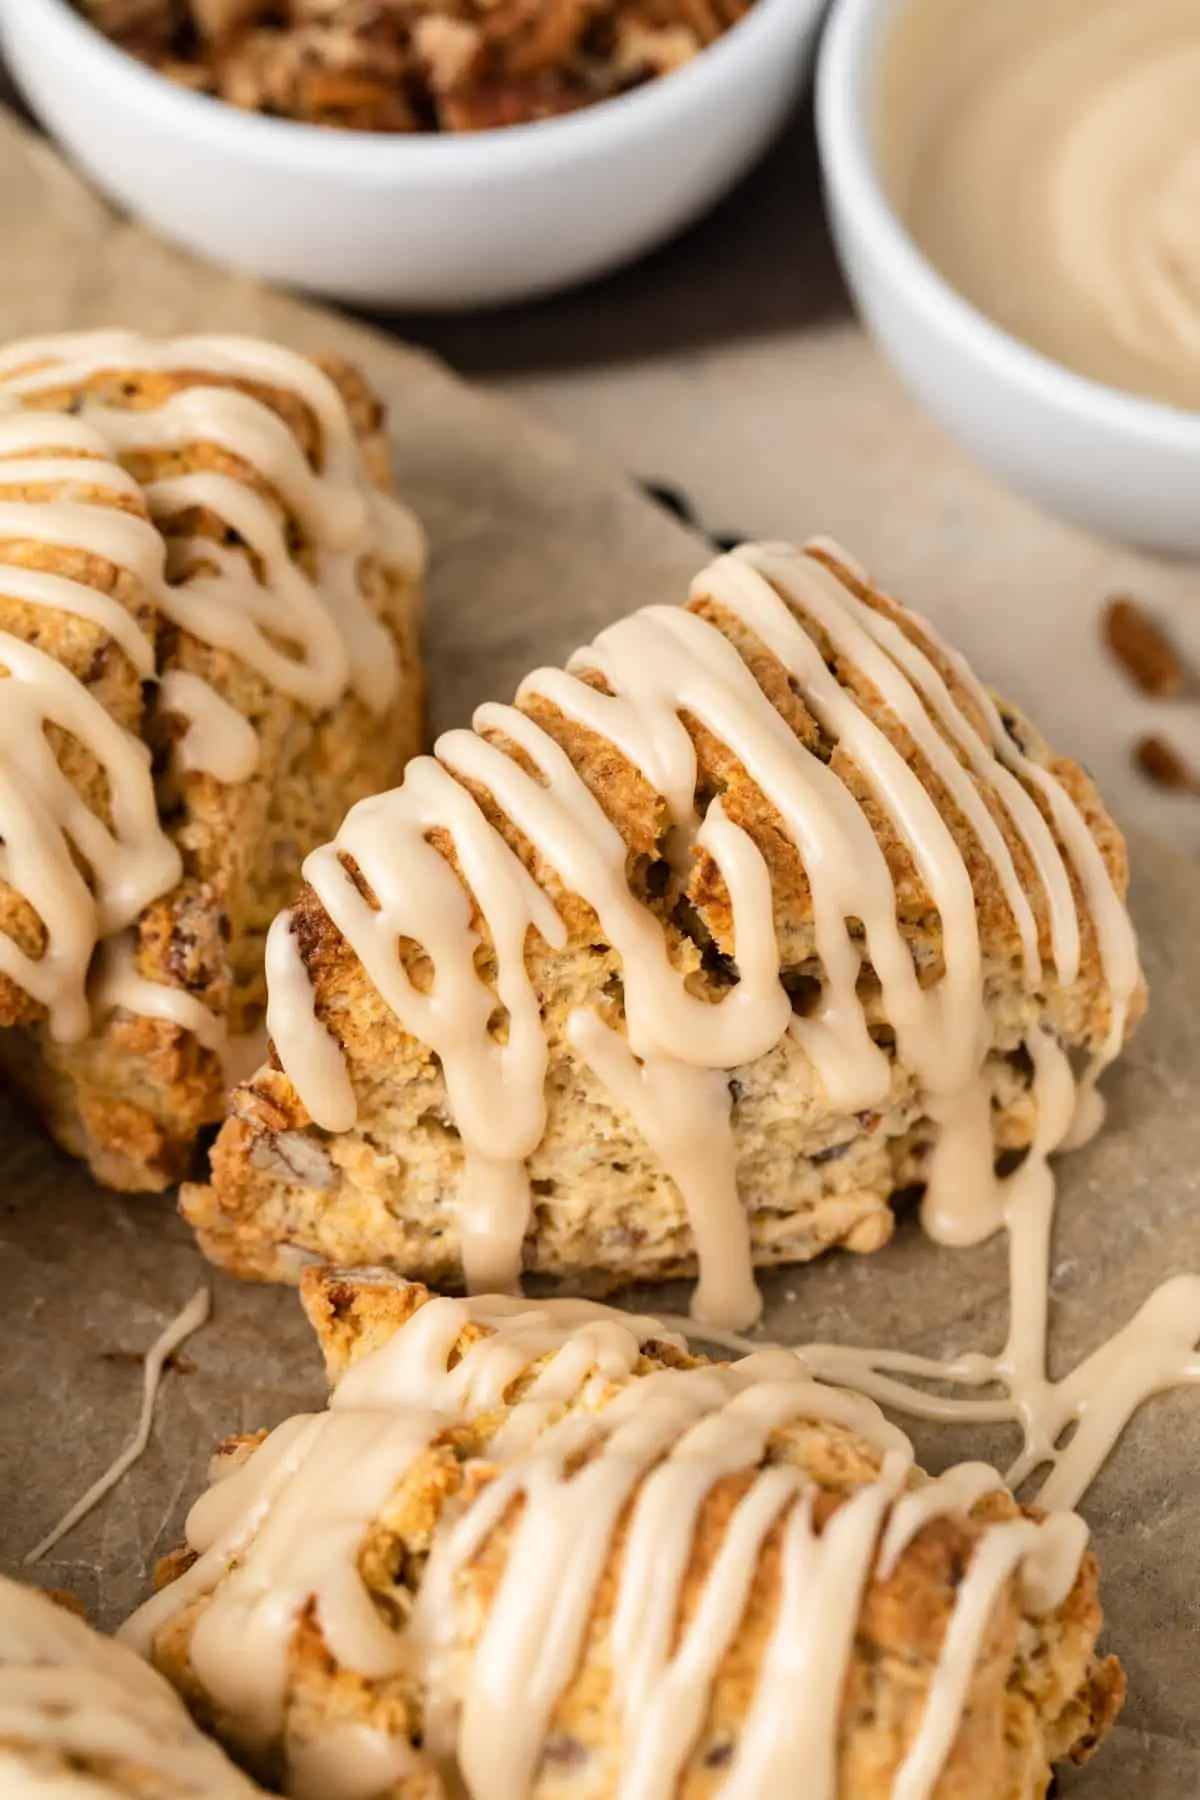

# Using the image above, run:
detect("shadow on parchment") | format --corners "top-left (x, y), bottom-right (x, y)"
top-left (355, 96), bottom-right (851, 378)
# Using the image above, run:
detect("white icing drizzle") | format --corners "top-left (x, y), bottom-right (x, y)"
top-left (656, 1033), bottom-right (1199, 1523)
top-left (147, 471), bottom-right (358, 710)
top-left (721, 1460), bottom-right (1085, 1800)
top-left (0, 630), bottom-right (181, 1042)
top-left (268, 540), bottom-right (1139, 1330)
top-left (0, 456), bottom-right (144, 503)
top-left (265, 909), bottom-right (356, 1133)
top-left (0, 330), bottom-right (424, 714)
top-left (159, 669), bottom-right (260, 783)
top-left (287, 1724), bottom-right (421, 1800)
top-left (120, 1294), bottom-right (1088, 1800)
top-left (0, 331), bottom-right (421, 1053)
top-left (568, 1007), bottom-right (761, 1329)
top-left (24, 1287), bottom-right (211, 1565)
top-left (302, 756), bottom-right (571, 1295)
top-left (0, 407), bottom-right (156, 621)
top-left (119, 1297), bottom-right (680, 1762)
top-left (0, 1575), bottom-right (261, 1798)
top-left (0, 561), bottom-right (156, 679)
top-left (0, 412), bottom-right (174, 1038)
top-left (888, 1511), bottom-right (1088, 1800)
top-left (894, 597), bottom-right (1140, 1150)
top-left (190, 1408), bottom-right (444, 1748)
top-left (0, 497), bottom-right (166, 589)
top-left (93, 932), bottom-right (227, 1055)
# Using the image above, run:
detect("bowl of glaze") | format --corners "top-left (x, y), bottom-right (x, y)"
top-left (816, 0), bottom-right (1200, 556)
top-left (0, 0), bottom-right (821, 310)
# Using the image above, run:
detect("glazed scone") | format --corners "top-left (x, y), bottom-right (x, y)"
top-left (184, 540), bottom-right (1140, 1325)
top-left (0, 1575), bottom-right (263, 1797)
top-left (121, 1272), bottom-right (1123, 1800)
top-left (0, 330), bottom-right (425, 1191)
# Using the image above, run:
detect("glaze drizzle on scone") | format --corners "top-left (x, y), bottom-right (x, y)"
top-left (0, 1575), bottom-right (262, 1798)
top-left (261, 540), bottom-right (1139, 1327)
top-left (0, 332), bottom-right (424, 1167)
top-left (0, 411), bottom-right (177, 1040)
top-left (122, 1285), bottom-right (1113, 1800)
top-left (0, 333), bottom-right (422, 714)
top-left (667, 1018), bottom-right (1200, 1513)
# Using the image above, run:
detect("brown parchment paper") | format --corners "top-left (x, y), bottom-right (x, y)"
top-left (0, 107), bottom-right (1196, 1797)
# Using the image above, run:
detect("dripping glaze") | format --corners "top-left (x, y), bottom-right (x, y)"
top-left (267, 539), bottom-right (1139, 1328)
top-left (121, 1293), bottom-right (1088, 1800)
top-left (24, 1286), bottom-right (212, 1567)
top-left (0, 331), bottom-right (423, 1052)
top-left (664, 1029), bottom-right (1200, 1515)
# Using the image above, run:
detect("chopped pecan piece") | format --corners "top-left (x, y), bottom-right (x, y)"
top-left (76, 0), bottom-right (755, 132)
top-left (1104, 595), bottom-right (1187, 697)
top-left (190, 0), bottom-right (272, 37)
top-left (250, 1128), bottom-right (339, 1188)
top-left (1133, 733), bottom-right (1200, 793)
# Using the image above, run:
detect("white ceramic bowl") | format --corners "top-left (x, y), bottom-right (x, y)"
top-left (817, 0), bottom-right (1200, 556)
top-left (0, 0), bottom-right (821, 311)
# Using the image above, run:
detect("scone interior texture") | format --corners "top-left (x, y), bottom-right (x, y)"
top-left (0, 1574), bottom-right (262, 1797)
top-left (122, 1273), bottom-right (1123, 1800)
top-left (185, 539), bottom-right (1140, 1325)
top-left (0, 330), bottom-right (425, 1191)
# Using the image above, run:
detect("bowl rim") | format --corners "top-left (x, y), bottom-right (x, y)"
top-left (11, 0), bottom-right (813, 171)
top-left (816, 0), bottom-right (1200, 448)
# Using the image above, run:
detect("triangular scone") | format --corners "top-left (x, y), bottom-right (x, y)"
top-left (0, 331), bottom-right (424, 1190)
top-left (185, 541), bottom-right (1140, 1323)
top-left (0, 1576), bottom-right (264, 1797)
top-left (123, 1270), bottom-right (1123, 1800)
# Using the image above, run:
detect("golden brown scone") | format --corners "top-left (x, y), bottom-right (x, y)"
top-left (183, 540), bottom-right (1141, 1321)
top-left (0, 1573), bottom-right (265, 1797)
top-left (122, 1272), bottom-right (1122, 1800)
top-left (0, 330), bottom-right (424, 1191)
top-left (0, 418), bottom-right (167, 1036)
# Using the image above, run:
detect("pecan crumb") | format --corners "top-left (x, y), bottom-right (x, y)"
top-left (1104, 595), bottom-right (1186, 697)
top-left (250, 1129), bottom-right (338, 1188)
top-left (1133, 733), bottom-right (1200, 793)
top-left (75, 0), bottom-right (755, 133)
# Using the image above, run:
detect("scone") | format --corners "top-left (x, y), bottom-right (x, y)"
top-left (184, 539), bottom-right (1140, 1325)
top-left (0, 1574), bottom-right (262, 1797)
top-left (121, 1271), bottom-right (1123, 1800)
top-left (0, 330), bottom-right (425, 1191)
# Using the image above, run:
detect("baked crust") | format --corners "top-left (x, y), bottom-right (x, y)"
top-left (0, 344), bottom-right (424, 1191)
top-left (0, 1575), bottom-right (263, 1798)
top-left (183, 544), bottom-right (1140, 1286)
top-left (132, 1271), bottom-right (1124, 1800)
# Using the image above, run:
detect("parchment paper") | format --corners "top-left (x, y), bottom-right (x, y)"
top-left (0, 107), bottom-right (1196, 1796)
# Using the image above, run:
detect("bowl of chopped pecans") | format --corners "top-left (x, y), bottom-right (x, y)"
top-left (0, 0), bottom-right (820, 308)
